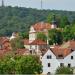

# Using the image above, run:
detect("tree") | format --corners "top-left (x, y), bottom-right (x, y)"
top-left (60, 16), bottom-right (70, 28)
top-left (0, 56), bottom-right (15, 74)
top-left (46, 13), bottom-right (53, 23)
top-left (37, 32), bottom-right (47, 42)
top-left (16, 55), bottom-right (42, 74)
top-left (0, 55), bottom-right (42, 74)
top-left (62, 26), bottom-right (73, 41)
top-left (48, 29), bottom-right (63, 45)
top-left (19, 32), bottom-right (29, 39)
top-left (10, 37), bottom-right (24, 51)
top-left (56, 67), bottom-right (73, 74)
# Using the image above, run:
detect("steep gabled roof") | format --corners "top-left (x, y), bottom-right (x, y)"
top-left (51, 47), bottom-right (73, 59)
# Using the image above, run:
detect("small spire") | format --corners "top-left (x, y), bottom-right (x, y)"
top-left (52, 15), bottom-right (57, 25)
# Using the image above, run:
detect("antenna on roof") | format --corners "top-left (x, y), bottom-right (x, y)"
top-left (41, 0), bottom-right (43, 10)
top-left (2, 0), bottom-right (4, 7)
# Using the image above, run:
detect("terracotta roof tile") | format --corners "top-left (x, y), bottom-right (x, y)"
top-left (61, 40), bottom-right (75, 50)
top-left (51, 47), bottom-right (73, 59)
top-left (29, 39), bottom-right (47, 45)
top-left (23, 39), bottom-right (29, 45)
top-left (33, 22), bottom-right (51, 31)
top-left (16, 49), bottom-right (30, 55)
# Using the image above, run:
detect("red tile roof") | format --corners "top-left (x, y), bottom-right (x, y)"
top-left (61, 40), bottom-right (75, 50)
top-left (33, 22), bottom-right (51, 31)
top-left (23, 39), bottom-right (29, 45)
top-left (0, 37), bottom-right (9, 44)
top-left (16, 48), bottom-right (30, 55)
top-left (23, 39), bottom-right (47, 45)
top-left (0, 49), bottom-right (11, 58)
top-left (51, 47), bottom-right (72, 59)
top-left (29, 39), bottom-right (47, 45)
top-left (0, 37), bottom-right (11, 50)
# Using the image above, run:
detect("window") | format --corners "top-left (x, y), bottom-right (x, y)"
top-left (47, 55), bottom-right (52, 59)
top-left (60, 63), bottom-right (64, 67)
top-left (71, 56), bottom-right (73, 59)
top-left (48, 63), bottom-right (50, 67)
top-left (58, 54), bottom-right (63, 57)
top-left (68, 64), bottom-right (71, 67)
top-left (71, 49), bottom-right (74, 52)
top-left (47, 72), bottom-right (51, 75)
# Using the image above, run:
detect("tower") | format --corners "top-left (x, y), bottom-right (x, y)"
top-left (2, 0), bottom-right (4, 7)
top-left (51, 15), bottom-right (57, 29)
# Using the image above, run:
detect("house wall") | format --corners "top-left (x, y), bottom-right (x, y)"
top-left (29, 26), bottom-right (36, 43)
top-left (41, 50), bottom-right (75, 74)
top-left (24, 45), bottom-right (30, 49)
top-left (41, 49), bottom-right (60, 74)
top-left (58, 51), bottom-right (75, 67)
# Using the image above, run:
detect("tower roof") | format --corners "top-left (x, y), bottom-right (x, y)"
top-left (51, 15), bottom-right (57, 25)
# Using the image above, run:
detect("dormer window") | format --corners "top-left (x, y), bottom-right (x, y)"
top-left (47, 55), bottom-right (52, 59)
top-left (58, 54), bottom-right (63, 57)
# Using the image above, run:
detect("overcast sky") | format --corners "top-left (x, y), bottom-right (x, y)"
top-left (0, 0), bottom-right (75, 11)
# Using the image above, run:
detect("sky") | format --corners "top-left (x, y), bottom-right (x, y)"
top-left (0, 0), bottom-right (75, 11)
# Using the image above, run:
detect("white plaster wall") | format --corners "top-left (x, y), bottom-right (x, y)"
top-left (58, 51), bottom-right (75, 67)
top-left (24, 45), bottom-right (30, 49)
top-left (29, 26), bottom-right (36, 43)
top-left (41, 49), bottom-right (60, 74)
top-left (51, 24), bottom-right (57, 29)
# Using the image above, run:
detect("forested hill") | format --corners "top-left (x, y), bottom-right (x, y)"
top-left (0, 6), bottom-right (75, 36)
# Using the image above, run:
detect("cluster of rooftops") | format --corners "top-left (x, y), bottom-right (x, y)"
top-left (0, 21), bottom-right (75, 59)
top-left (0, 36), bottom-right (75, 59)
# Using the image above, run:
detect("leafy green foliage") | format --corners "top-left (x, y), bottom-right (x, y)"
top-left (16, 55), bottom-right (42, 74)
top-left (0, 6), bottom-right (75, 36)
top-left (48, 29), bottom-right (63, 45)
top-left (0, 55), bottom-right (42, 74)
top-left (37, 32), bottom-right (47, 42)
top-left (10, 37), bottom-right (24, 51)
top-left (56, 67), bottom-right (73, 74)
top-left (19, 32), bottom-right (29, 39)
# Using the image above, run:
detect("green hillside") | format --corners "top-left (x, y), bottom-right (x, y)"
top-left (0, 6), bottom-right (75, 36)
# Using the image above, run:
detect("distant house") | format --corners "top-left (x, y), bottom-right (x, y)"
top-left (16, 48), bottom-right (30, 55)
top-left (24, 39), bottom-right (47, 54)
top-left (0, 37), bottom-right (11, 58)
top-left (24, 21), bottom-right (57, 53)
top-left (41, 42), bottom-right (75, 74)
top-left (10, 32), bottom-right (19, 40)
top-left (29, 22), bottom-right (57, 43)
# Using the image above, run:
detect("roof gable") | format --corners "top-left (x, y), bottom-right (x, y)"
top-left (42, 49), bottom-right (56, 59)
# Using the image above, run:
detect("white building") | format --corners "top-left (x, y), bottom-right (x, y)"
top-left (10, 32), bottom-right (19, 40)
top-left (24, 21), bottom-right (57, 54)
top-left (41, 43), bottom-right (75, 74)
top-left (29, 22), bottom-right (57, 43)
top-left (24, 39), bottom-right (47, 54)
